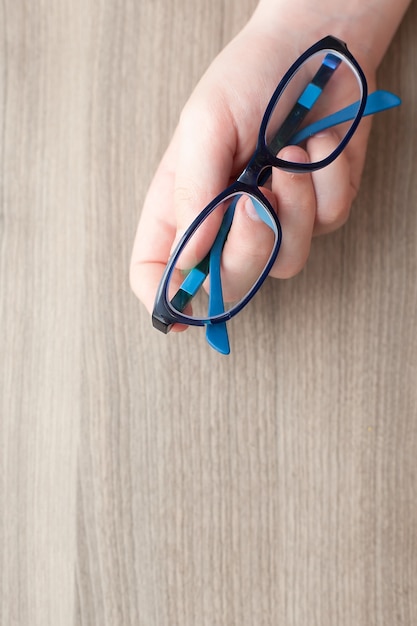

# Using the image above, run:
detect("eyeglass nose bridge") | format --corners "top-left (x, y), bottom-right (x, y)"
top-left (238, 145), bottom-right (307, 189)
top-left (237, 149), bottom-right (274, 187)
top-left (238, 135), bottom-right (330, 188)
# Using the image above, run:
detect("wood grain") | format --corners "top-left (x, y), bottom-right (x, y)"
top-left (1, 1), bottom-right (416, 625)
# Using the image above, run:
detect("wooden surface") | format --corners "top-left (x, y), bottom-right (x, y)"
top-left (1, 2), bottom-right (416, 625)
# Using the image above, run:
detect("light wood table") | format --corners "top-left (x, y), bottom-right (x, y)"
top-left (1, 1), bottom-right (416, 624)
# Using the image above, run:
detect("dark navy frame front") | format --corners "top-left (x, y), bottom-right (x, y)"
top-left (152, 35), bottom-right (368, 333)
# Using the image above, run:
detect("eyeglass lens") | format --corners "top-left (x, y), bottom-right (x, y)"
top-left (167, 193), bottom-right (279, 322)
top-left (265, 50), bottom-right (362, 162)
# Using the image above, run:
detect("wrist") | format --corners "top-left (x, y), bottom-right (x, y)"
top-left (251, 0), bottom-right (411, 74)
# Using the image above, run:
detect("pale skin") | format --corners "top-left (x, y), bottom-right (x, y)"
top-left (130, 0), bottom-right (411, 329)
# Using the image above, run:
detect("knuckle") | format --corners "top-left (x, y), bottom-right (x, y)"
top-left (317, 182), bottom-right (357, 232)
top-left (277, 261), bottom-right (306, 280)
top-left (318, 194), bottom-right (352, 231)
top-left (173, 182), bottom-right (199, 208)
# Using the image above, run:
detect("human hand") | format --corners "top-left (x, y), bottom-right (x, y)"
top-left (130, 6), bottom-right (396, 330)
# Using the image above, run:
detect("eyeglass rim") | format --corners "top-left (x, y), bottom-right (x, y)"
top-left (256, 34), bottom-right (368, 173)
top-left (152, 184), bottom-right (282, 330)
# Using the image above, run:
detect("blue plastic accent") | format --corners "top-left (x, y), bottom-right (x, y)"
top-left (290, 90), bottom-right (401, 145)
top-left (298, 83), bottom-right (322, 110)
top-left (205, 317), bottom-right (230, 355)
top-left (323, 53), bottom-right (341, 70)
top-left (253, 197), bottom-right (275, 228)
top-left (180, 266), bottom-right (207, 296)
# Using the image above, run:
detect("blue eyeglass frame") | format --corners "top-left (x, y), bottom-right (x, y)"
top-left (152, 35), bottom-right (401, 353)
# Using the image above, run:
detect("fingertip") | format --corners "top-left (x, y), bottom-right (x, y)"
top-left (278, 144), bottom-right (309, 165)
top-left (305, 128), bottom-right (341, 163)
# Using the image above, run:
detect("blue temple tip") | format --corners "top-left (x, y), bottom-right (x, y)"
top-left (206, 322), bottom-right (231, 355)
top-left (374, 90), bottom-right (401, 109)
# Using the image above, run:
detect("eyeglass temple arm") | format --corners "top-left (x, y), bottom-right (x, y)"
top-left (258, 89), bottom-right (401, 187)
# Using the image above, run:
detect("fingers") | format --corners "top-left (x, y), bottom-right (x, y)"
top-left (308, 130), bottom-right (356, 236)
top-left (268, 145), bottom-right (316, 279)
top-left (205, 145), bottom-right (315, 303)
top-left (209, 137), bottom-right (358, 300)
top-left (130, 94), bottom-right (240, 311)
top-left (219, 192), bottom-right (278, 300)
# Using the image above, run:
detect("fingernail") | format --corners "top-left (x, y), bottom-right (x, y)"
top-left (279, 145), bottom-right (309, 163)
top-left (244, 197), bottom-right (262, 221)
top-left (312, 129), bottom-right (334, 139)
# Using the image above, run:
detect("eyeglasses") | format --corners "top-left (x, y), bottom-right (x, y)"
top-left (152, 35), bottom-right (401, 354)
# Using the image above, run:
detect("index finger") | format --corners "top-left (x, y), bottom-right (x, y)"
top-left (130, 129), bottom-right (180, 314)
